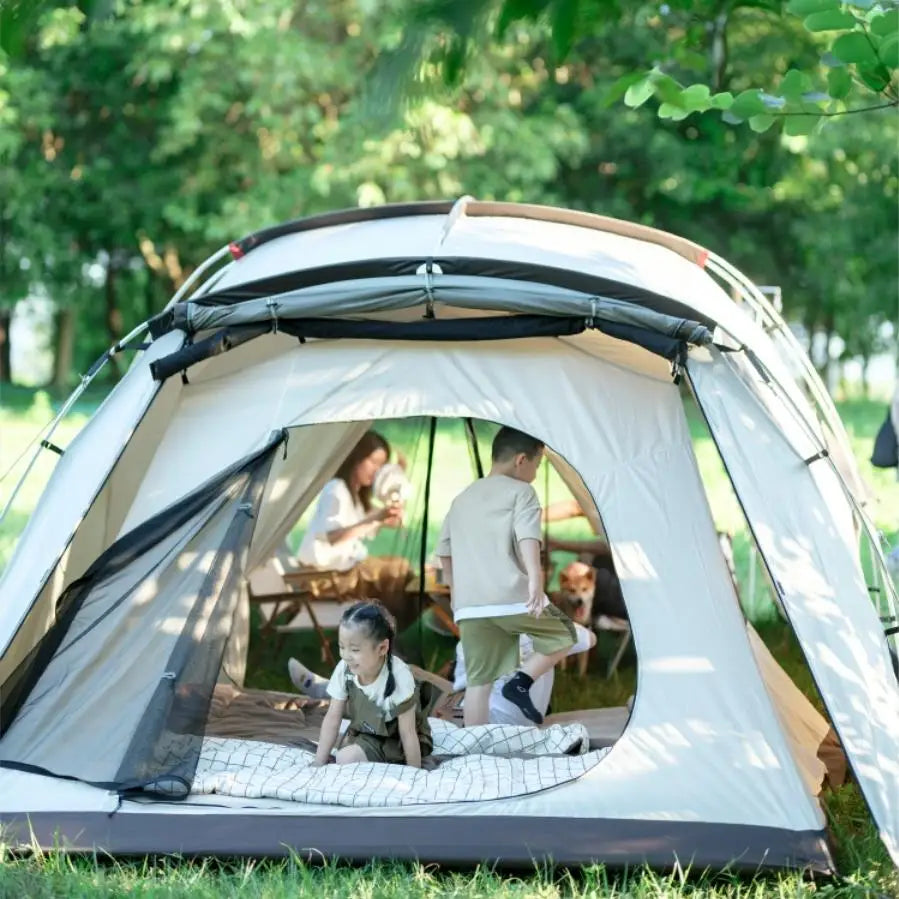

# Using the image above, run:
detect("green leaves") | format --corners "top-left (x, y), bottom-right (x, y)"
top-left (831, 31), bottom-right (879, 66)
top-left (550, 0), bottom-right (579, 59)
top-left (623, 73), bottom-right (655, 108)
top-left (804, 9), bottom-right (856, 31)
top-left (783, 114), bottom-right (819, 136)
top-left (786, 0), bottom-right (838, 15)
top-left (826, 65), bottom-right (852, 99)
top-left (870, 9), bottom-right (898, 40)
top-left (730, 89), bottom-right (768, 119)
top-left (748, 113), bottom-right (776, 132)
top-left (779, 68), bottom-right (812, 102)
top-left (601, 72), bottom-right (647, 107)
top-left (879, 33), bottom-right (899, 70)
top-left (680, 83), bottom-right (711, 110)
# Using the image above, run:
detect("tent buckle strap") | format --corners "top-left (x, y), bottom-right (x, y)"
top-left (266, 298), bottom-right (280, 333)
top-left (416, 259), bottom-right (442, 319)
top-left (40, 439), bottom-right (65, 457)
top-left (586, 298), bottom-right (597, 328)
top-left (237, 502), bottom-right (255, 517)
top-left (803, 449), bottom-right (829, 465)
top-left (669, 343), bottom-right (688, 385)
top-left (161, 672), bottom-right (176, 680)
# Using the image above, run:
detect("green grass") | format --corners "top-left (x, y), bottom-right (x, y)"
top-left (1, 389), bottom-right (898, 895)
top-left (0, 830), bottom-right (896, 898)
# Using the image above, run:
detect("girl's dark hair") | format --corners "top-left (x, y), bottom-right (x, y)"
top-left (340, 600), bottom-right (398, 697)
top-left (335, 430), bottom-right (390, 512)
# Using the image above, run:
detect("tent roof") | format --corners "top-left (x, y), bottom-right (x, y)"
top-left (198, 201), bottom-right (723, 330)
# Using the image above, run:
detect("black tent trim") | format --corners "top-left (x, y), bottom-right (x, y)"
top-left (229, 201), bottom-right (454, 258)
top-left (0, 810), bottom-right (835, 872)
top-left (147, 255), bottom-right (713, 334)
top-left (148, 316), bottom-right (685, 383)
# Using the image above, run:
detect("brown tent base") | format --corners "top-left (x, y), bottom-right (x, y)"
top-left (1, 811), bottom-right (835, 873)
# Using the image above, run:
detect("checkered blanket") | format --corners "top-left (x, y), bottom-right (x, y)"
top-left (188, 720), bottom-right (606, 807)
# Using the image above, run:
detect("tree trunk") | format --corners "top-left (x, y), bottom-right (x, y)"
top-left (105, 263), bottom-right (122, 380)
top-left (821, 314), bottom-right (835, 393)
top-left (51, 306), bottom-right (76, 393)
top-left (0, 306), bottom-right (11, 384)
top-left (802, 307), bottom-right (818, 361)
top-left (860, 353), bottom-right (871, 398)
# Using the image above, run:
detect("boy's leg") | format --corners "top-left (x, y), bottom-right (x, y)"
top-left (458, 617), bottom-right (519, 727)
top-left (500, 606), bottom-right (577, 725)
top-left (463, 684), bottom-right (493, 727)
top-left (521, 619), bottom-right (594, 680)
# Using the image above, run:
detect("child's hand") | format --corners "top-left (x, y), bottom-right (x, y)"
top-left (526, 586), bottom-right (545, 617)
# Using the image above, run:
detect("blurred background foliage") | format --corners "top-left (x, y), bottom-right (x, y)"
top-left (0, 0), bottom-right (895, 392)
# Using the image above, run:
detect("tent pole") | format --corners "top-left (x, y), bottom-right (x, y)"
top-left (418, 417), bottom-right (438, 659)
top-left (463, 418), bottom-right (483, 479)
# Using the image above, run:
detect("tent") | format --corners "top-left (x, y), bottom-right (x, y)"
top-left (1, 199), bottom-right (897, 871)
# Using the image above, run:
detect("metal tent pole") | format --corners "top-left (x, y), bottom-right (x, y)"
top-left (417, 417), bottom-right (438, 659)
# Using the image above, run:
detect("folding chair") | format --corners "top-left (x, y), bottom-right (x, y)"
top-left (595, 614), bottom-right (632, 678)
top-left (246, 554), bottom-right (347, 666)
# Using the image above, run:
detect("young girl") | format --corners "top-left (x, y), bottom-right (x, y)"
top-left (312, 601), bottom-right (433, 768)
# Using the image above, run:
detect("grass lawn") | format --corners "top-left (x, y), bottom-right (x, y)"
top-left (1, 386), bottom-right (898, 896)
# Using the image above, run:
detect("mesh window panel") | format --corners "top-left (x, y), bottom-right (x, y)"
top-left (113, 458), bottom-right (274, 796)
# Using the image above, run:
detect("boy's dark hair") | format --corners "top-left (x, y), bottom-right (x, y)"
top-left (340, 600), bottom-right (398, 697)
top-left (491, 426), bottom-right (544, 463)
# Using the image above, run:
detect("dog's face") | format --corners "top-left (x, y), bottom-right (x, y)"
top-left (557, 561), bottom-right (595, 624)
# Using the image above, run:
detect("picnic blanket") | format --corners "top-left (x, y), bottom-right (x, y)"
top-left (188, 719), bottom-right (607, 807)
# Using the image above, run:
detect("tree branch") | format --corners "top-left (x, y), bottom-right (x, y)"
top-left (776, 100), bottom-right (898, 117)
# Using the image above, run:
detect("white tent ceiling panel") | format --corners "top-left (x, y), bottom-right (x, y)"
top-left (689, 346), bottom-right (899, 865)
top-left (209, 215), bottom-right (447, 292)
top-left (211, 210), bottom-right (717, 310)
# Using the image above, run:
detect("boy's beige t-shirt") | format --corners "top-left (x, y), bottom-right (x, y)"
top-left (436, 475), bottom-right (542, 620)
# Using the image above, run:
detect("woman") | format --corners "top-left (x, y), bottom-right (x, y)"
top-left (297, 431), bottom-right (415, 629)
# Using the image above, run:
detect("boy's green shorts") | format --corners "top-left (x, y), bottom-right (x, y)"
top-left (458, 605), bottom-right (577, 687)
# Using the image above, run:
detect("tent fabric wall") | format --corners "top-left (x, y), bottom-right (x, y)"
top-left (0, 332), bottom-right (184, 688)
top-left (103, 336), bottom-right (822, 832)
top-left (688, 346), bottom-right (899, 865)
top-left (248, 420), bottom-right (371, 567)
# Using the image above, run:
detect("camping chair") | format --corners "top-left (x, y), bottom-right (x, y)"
top-left (595, 614), bottom-right (632, 678)
top-left (246, 555), bottom-right (347, 666)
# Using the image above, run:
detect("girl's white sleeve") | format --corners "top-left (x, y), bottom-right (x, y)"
top-left (390, 658), bottom-right (417, 707)
top-left (326, 661), bottom-right (349, 700)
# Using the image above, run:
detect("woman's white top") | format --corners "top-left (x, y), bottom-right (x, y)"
top-left (297, 478), bottom-right (378, 571)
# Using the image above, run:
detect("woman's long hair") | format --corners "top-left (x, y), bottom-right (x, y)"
top-left (335, 430), bottom-right (390, 512)
top-left (340, 601), bottom-right (397, 697)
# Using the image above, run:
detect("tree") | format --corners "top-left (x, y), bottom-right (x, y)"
top-left (378, 0), bottom-right (898, 133)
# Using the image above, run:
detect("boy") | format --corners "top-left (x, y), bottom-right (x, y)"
top-left (437, 426), bottom-right (576, 726)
